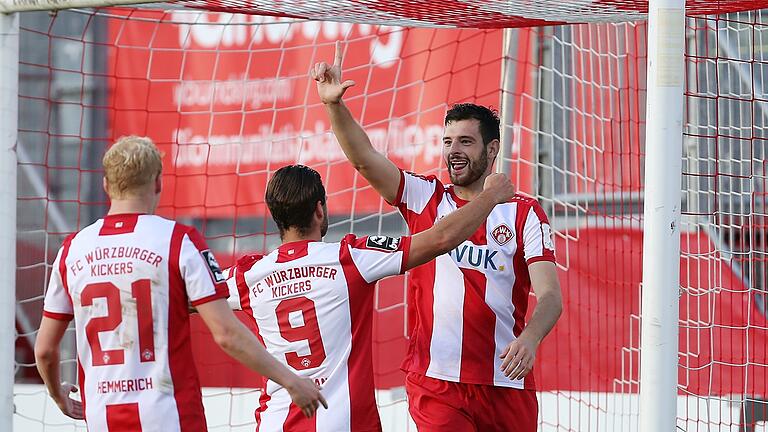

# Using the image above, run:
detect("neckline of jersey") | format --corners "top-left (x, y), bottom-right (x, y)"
top-left (275, 239), bottom-right (317, 263)
top-left (277, 239), bottom-right (318, 251)
top-left (103, 212), bottom-right (147, 219)
top-left (448, 184), bottom-right (519, 206)
top-left (447, 185), bottom-right (470, 206)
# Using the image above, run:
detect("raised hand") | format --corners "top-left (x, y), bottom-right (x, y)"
top-left (482, 173), bottom-right (516, 204)
top-left (311, 41), bottom-right (356, 104)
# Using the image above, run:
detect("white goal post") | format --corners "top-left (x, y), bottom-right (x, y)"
top-left (1, 11), bottom-right (19, 432)
top-left (638, 0), bottom-right (685, 430)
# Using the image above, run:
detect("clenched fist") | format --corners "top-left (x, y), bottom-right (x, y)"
top-left (482, 173), bottom-right (516, 204)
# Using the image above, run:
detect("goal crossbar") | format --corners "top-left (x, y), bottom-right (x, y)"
top-left (0, 0), bottom-right (760, 23)
top-left (0, 0), bottom-right (165, 12)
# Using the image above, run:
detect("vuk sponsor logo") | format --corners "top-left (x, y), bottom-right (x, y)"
top-left (448, 243), bottom-right (500, 271)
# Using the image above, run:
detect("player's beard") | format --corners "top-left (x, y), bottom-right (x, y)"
top-left (447, 150), bottom-right (489, 187)
top-left (320, 204), bottom-right (329, 237)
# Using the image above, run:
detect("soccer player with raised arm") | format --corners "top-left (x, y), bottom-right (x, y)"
top-left (311, 43), bottom-right (563, 431)
top-left (224, 164), bottom-right (515, 431)
top-left (34, 136), bottom-right (326, 431)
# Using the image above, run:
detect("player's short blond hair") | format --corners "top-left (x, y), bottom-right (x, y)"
top-left (103, 136), bottom-right (163, 199)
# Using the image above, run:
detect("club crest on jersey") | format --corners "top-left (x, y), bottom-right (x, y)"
top-left (491, 224), bottom-right (514, 246)
top-left (201, 250), bottom-right (226, 283)
top-left (142, 349), bottom-right (154, 361)
top-left (366, 236), bottom-right (400, 252)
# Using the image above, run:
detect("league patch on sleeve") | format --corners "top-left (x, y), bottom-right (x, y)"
top-left (541, 223), bottom-right (555, 251)
top-left (365, 236), bottom-right (401, 252)
top-left (201, 249), bottom-right (226, 282)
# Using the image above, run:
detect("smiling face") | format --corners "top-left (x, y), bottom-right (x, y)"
top-left (443, 119), bottom-right (493, 187)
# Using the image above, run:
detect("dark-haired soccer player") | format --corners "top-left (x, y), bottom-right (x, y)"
top-left (225, 164), bottom-right (516, 431)
top-left (312, 43), bottom-right (563, 431)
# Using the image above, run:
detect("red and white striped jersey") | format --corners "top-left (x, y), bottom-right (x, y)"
top-left (43, 213), bottom-right (229, 431)
top-left (392, 170), bottom-right (556, 389)
top-left (226, 234), bottom-right (411, 432)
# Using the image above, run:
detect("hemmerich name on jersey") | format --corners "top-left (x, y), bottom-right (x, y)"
top-left (259, 266), bottom-right (338, 299)
top-left (448, 243), bottom-right (501, 271)
top-left (97, 377), bottom-right (154, 394)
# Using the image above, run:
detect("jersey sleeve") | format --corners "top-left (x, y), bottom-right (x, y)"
top-left (224, 266), bottom-right (242, 311)
top-left (42, 246), bottom-right (74, 321)
top-left (522, 202), bottom-right (557, 265)
top-left (389, 170), bottom-right (441, 224)
top-left (222, 253), bottom-right (263, 311)
top-left (340, 234), bottom-right (412, 284)
top-left (179, 228), bottom-right (229, 307)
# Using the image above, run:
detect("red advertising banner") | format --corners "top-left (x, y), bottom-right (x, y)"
top-left (107, 9), bottom-right (504, 218)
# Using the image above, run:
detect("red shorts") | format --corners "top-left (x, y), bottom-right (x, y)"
top-left (405, 372), bottom-right (538, 432)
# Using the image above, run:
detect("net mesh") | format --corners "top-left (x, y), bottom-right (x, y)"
top-left (12, 4), bottom-right (768, 432)
top-left (14, 8), bottom-right (502, 431)
top-left (515, 12), bottom-right (768, 430)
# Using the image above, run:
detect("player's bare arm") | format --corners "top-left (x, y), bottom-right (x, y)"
top-left (34, 317), bottom-right (84, 420)
top-left (406, 173), bottom-right (515, 270)
top-left (196, 299), bottom-right (329, 418)
top-left (500, 261), bottom-right (563, 380)
top-left (312, 41), bottom-right (401, 203)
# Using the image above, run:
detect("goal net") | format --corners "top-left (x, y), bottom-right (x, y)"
top-left (9, 2), bottom-right (768, 432)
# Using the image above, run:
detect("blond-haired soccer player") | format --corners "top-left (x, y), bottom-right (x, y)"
top-left (313, 44), bottom-right (563, 431)
top-left (35, 136), bottom-right (326, 431)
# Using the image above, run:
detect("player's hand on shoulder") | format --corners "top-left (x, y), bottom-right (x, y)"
top-left (311, 41), bottom-right (356, 105)
top-left (55, 382), bottom-right (84, 420)
top-left (499, 335), bottom-right (538, 381)
top-left (286, 376), bottom-right (329, 418)
top-left (482, 173), bottom-right (516, 204)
